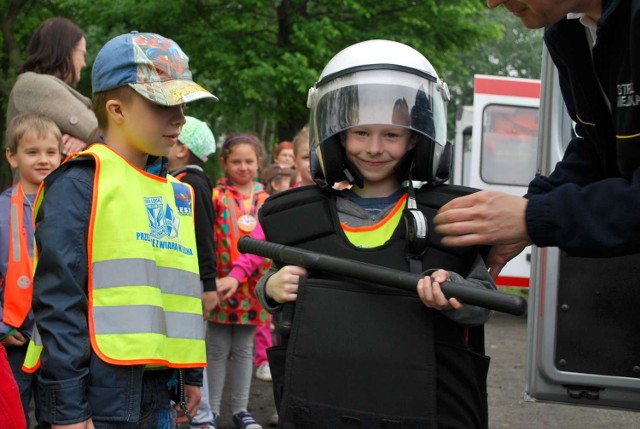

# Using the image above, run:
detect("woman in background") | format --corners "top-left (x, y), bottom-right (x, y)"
top-left (7, 17), bottom-right (99, 155)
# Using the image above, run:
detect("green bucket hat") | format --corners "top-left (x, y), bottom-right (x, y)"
top-left (179, 116), bottom-right (216, 161)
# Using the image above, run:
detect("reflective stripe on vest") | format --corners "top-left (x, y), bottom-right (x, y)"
top-left (340, 194), bottom-right (407, 248)
top-left (22, 324), bottom-right (41, 373)
top-left (24, 144), bottom-right (205, 370)
top-left (2, 183), bottom-right (34, 328)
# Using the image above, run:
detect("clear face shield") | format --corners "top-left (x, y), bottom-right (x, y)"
top-left (307, 69), bottom-right (449, 185)
top-left (308, 68), bottom-right (449, 155)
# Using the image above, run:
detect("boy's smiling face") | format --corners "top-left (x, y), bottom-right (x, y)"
top-left (6, 131), bottom-right (62, 195)
top-left (342, 124), bottom-right (414, 197)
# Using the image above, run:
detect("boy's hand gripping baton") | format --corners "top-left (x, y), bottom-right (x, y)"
top-left (238, 236), bottom-right (527, 316)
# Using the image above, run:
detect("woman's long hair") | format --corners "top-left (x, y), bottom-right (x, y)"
top-left (20, 17), bottom-right (84, 81)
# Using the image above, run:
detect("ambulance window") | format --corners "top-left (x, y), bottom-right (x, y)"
top-left (480, 104), bottom-right (539, 186)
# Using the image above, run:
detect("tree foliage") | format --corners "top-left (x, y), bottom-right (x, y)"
top-left (443, 8), bottom-right (544, 117)
top-left (0, 0), bottom-right (536, 187)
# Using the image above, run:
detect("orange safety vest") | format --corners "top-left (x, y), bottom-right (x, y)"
top-left (2, 183), bottom-right (34, 328)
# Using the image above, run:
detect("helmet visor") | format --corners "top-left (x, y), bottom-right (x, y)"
top-left (309, 69), bottom-right (448, 150)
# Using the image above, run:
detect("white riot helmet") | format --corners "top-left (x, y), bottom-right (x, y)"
top-left (307, 39), bottom-right (451, 188)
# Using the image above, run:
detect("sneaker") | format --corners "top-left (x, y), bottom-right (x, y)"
top-left (233, 411), bottom-right (262, 429)
top-left (255, 362), bottom-right (272, 382)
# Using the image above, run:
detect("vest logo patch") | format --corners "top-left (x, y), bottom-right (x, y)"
top-left (172, 182), bottom-right (193, 216)
top-left (137, 196), bottom-right (193, 256)
top-left (145, 196), bottom-right (180, 240)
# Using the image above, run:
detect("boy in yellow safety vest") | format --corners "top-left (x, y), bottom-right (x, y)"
top-left (25, 32), bottom-right (217, 428)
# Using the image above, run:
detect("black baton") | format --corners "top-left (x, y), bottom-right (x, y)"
top-left (238, 236), bottom-right (527, 316)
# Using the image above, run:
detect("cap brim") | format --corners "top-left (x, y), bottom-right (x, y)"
top-left (130, 80), bottom-right (218, 106)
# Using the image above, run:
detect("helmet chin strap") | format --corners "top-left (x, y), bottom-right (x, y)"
top-left (342, 156), bottom-right (364, 188)
top-left (403, 166), bottom-right (429, 272)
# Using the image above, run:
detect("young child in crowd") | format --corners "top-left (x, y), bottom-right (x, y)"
top-left (167, 115), bottom-right (218, 429)
top-left (256, 40), bottom-right (495, 428)
top-left (25, 32), bottom-right (216, 427)
top-left (209, 134), bottom-right (271, 429)
top-left (260, 163), bottom-right (295, 196)
top-left (0, 113), bottom-right (62, 426)
top-left (272, 140), bottom-right (294, 167)
top-left (217, 162), bottom-right (294, 387)
top-left (219, 133), bottom-right (312, 427)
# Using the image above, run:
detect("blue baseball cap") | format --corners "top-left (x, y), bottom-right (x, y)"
top-left (92, 31), bottom-right (218, 106)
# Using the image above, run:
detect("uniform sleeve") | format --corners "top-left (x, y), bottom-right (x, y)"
top-left (525, 131), bottom-right (640, 257)
top-left (434, 255), bottom-right (496, 327)
top-left (182, 173), bottom-right (217, 292)
top-left (32, 166), bottom-right (93, 424)
top-left (524, 32), bottom-right (640, 256)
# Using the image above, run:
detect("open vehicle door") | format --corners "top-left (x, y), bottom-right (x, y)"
top-left (525, 46), bottom-right (640, 411)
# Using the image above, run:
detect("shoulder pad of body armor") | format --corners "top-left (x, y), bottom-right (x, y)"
top-left (259, 186), bottom-right (335, 246)
top-left (414, 184), bottom-right (480, 210)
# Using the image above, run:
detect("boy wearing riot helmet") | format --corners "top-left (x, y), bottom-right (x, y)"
top-left (255, 40), bottom-right (496, 428)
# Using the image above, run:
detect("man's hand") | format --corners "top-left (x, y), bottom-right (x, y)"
top-left (434, 190), bottom-right (530, 247)
top-left (486, 241), bottom-right (529, 279)
top-left (174, 384), bottom-right (201, 424)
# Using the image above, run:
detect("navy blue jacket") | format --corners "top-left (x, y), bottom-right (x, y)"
top-left (526, 0), bottom-right (640, 256)
top-left (33, 151), bottom-right (202, 425)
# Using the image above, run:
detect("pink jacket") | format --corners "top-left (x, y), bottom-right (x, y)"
top-left (227, 222), bottom-right (267, 283)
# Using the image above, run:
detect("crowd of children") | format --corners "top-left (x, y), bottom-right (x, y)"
top-left (0, 17), bottom-right (495, 429)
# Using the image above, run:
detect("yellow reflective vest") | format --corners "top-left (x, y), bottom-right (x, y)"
top-left (340, 194), bottom-right (407, 248)
top-left (24, 144), bottom-right (205, 372)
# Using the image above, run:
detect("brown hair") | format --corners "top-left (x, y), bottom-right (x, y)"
top-left (292, 125), bottom-right (310, 156)
top-left (20, 17), bottom-right (84, 81)
top-left (220, 133), bottom-right (264, 162)
top-left (92, 87), bottom-right (136, 132)
top-left (187, 151), bottom-right (204, 166)
top-left (6, 113), bottom-right (63, 153)
top-left (260, 163), bottom-right (295, 193)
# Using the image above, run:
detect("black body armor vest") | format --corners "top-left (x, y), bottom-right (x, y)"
top-left (260, 185), bottom-right (490, 429)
